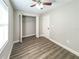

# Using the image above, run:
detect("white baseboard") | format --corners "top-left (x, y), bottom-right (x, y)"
top-left (13, 34), bottom-right (36, 44)
top-left (13, 40), bottom-right (19, 44)
top-left (40, 34), bottom-right (79, 57)
top-left (7, 43), bottom-right (13, 59)
top-left (22, 34), bottom-right (36, 38)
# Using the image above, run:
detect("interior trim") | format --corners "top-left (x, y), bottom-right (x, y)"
top-left (22, 34), bottom-right (36, 38)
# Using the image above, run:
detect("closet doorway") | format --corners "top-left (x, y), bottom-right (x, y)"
top-left (22, 15), bottom-right (36, 38)
top-left (19, 14), bottom-right (39, 43)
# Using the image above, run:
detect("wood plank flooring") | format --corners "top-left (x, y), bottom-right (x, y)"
top-left (10, 36), bottom-right (79, 59)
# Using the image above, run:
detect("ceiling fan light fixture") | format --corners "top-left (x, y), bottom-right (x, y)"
top-left (31, 0), bottom-right (56, 9)
top-left (36, 3), bottom-right (43, 9)
top-left (36, 3), bottom-right (40, 9)
top-left (40, 3), bottom-right (43, 8)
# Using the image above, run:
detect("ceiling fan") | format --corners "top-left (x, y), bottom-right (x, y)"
top-left (30, 0), bottom-right (55, 9)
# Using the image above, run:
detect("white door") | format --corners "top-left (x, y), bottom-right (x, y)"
top-left (42, 14), bottom-right (50, 37)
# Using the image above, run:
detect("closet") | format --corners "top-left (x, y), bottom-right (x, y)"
top-left (19, 14), bottom-right (39, 43)
top-left (22, 16), bottom-right (36, 37)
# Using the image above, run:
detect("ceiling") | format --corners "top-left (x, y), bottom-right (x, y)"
top-left (10, 0), bottom-right (73, 14)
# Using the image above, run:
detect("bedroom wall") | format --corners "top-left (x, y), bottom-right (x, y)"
top-left (40, 0), bottom-right (79, 56)
top-left (22, 16), bottom-right (36, 37)
top-left (0, 0), bottom-right (14, 59)
top-left (13, 11), bottom-right (20, 42)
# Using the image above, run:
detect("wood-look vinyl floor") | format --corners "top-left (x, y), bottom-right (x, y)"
top-left (10, 36), bottom-right (79, 59)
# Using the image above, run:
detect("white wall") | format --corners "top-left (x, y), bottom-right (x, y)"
top-left (40, 0), bottom-right (79, 56)
top-left (22, 16), bottom-right (36, 37)
top-left (13, 11), bottom-right (20, 42)
top-left (0, 0), bottom-right (13, 59)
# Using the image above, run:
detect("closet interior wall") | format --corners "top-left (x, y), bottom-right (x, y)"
top-left (22, 15), bottom-right (36, 38)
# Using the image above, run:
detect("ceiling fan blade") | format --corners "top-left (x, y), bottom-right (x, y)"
top-left (43, 2), bottom-right (52, 5)
top-left (30, 4), bottom-right (36, 7)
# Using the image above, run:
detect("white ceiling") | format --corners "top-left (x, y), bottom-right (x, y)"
top-left (10, 0), bottom-right (73, 14)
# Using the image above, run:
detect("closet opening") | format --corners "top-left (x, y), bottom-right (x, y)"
top-left (22, 15), bottom-right (36, 38)
top-left (19, 14), bottom-right (39, 43)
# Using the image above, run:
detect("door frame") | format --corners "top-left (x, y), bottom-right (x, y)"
top-left (19, 14), bottom-right (40, 43)
top-left (19, 14), bottom-right (22, 43)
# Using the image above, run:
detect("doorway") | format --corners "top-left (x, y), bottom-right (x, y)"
top-left (19, 14), bottom-right (39, 43)
top-left (22, 15), bottom-right (36, 38)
